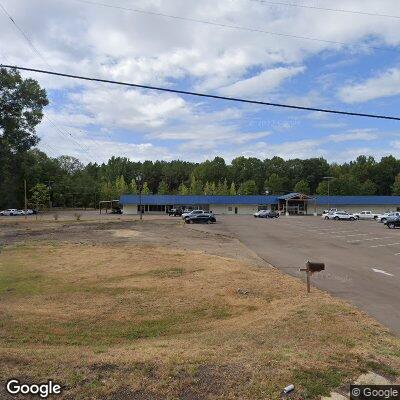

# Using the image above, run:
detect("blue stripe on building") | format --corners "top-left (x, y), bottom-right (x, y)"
top-left (120, 194), bottom-right (400, 206)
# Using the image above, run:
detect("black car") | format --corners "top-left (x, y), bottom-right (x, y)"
top-left (185, 213), bottom-right (216, 224)
top-left (385, 217), bottom-right (400, 229)
top-left (168, 208), bottom-right (183, 216)
top-left (111, 207), bottom-right (122, 214)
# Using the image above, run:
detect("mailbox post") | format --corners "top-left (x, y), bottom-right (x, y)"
top-left (300, 261), bottom-right (325, 293)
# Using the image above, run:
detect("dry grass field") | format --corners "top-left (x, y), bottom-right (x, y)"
top-left (1, 218), bottom-right (400, 399)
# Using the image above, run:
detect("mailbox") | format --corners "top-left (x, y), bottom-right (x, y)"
top-left (306, 261), bottom-right (325, 274)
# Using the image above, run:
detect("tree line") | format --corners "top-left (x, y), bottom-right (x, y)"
top-left (1, 67), bottom-right (400, 210)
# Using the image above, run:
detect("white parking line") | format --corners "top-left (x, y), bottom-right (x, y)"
top-left (370, 242), bottom-right (400, 248)
top-left (348, 236), bottom-right (394, 243)
top-left (372, 268), bottom-right (394, 276)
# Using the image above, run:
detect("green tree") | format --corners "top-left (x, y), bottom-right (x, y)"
top-left (265, 173), bottom-right (285, 194)
top-left (100, 181), bottom-right (115, 200)
top-left (229, 182), bottom-right (236, 196)
top-left (0, 67), bottom-right (48, 208)
top-left (238, 180), bottom-right (257, 195)
top-left (178, 182), bottom-right (189, 195)
top-left (359, 179), bottom-right (377, 195)
top-left (203, 181), bottom-right (212, 195)
top-left (293, 179), bottom-right (310, 194)
top-left (316, 181), bottom-right (328, 195)
top-left (216, 178), bottom-right (229, 195)
top-left (392, 174), bottom-right (400, 195)
top-left (115, 175), bottom-right (128, 196)
top-left (157, 180), bottom-right (169, 194)
top-left (30, 183), bottom-right (50, 209)
top-left (130, 179), bottom-right (138, 194)
top-left (189, 174), bottom-right (203, 195)
top-left (141, 182), bottom-right (151, 194)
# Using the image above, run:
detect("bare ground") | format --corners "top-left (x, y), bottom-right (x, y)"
top-left (1, 217), bottom-right (400, 399)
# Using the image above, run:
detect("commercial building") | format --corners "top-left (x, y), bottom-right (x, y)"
top-left (120, 193), bottom-right (400, 215)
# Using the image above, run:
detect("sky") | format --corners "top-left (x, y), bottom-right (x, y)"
top-left (1, 0), bottom-right (400, 164)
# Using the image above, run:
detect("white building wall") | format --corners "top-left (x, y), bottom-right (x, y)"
top-left (123, 204), bottom-right (138, 215)
top-left (210, 204), bottom-right (259, 215)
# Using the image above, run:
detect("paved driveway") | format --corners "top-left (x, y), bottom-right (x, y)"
top-left (206, 215), bottom-right (400, 334)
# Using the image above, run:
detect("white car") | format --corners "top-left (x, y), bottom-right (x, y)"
top-left (0, 209), bottom-right (20, 216)
top-left (181, 209), bottom-right (206, 219)
top-left (378, 212), bottom-right (400, 223)
top-left (323, 211), bottom-right (356, 221)
top-left (353, 210), bottom-right (379, 220)
top-left (321, 208), bottom-right (339, 217)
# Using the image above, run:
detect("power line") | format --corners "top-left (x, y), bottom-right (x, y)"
top-left (2, 64), bottom-right (400, 121)
top-left (70, 0), bottom-right (395, 54)
top-left (249, 0), bottom-right (400, 20)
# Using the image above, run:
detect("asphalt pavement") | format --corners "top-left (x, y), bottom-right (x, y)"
top-left (206, 215), bottom-right (400, 335)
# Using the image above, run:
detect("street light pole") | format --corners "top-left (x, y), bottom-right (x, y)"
top-left (323, 176), bottom-right (333, 210)
top-left (136, 174), bottom-right (143, 221)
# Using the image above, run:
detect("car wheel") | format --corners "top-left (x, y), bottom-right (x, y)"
top-left (350, 217), bottom-right (355, 221)
top-left (388, 222), bottom-right (395, 229)
top-left (334, 216), bottom-right (339, 220)
top-left (324, 216), bottom-right (329, 220)
top-left (355, 216), bottom-right (360, 220)
top-left (374, 216), bottom-right (378, 220)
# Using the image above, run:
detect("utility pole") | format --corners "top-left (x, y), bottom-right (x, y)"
top-left (24, 179), bottom-right (27, 220)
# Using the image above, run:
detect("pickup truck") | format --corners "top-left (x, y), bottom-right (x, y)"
top-left (352, 210), bottom-right (380, 220)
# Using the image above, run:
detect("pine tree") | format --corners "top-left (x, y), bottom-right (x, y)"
top-left (141, 182), bottom-right (151, 194)
top-left (130, 179), bottom-right (138, 194)
top-left (178, 182), bottom-right (189, 195)
top-left (203, 181), bottom-right (212, 195)
top-left (229, 182), bottom-right (236, 196)
top-left (115, 175), bottom-right (128, 196)
top-left (392, 174), bottom-right (400, 195)
top-left (190, 174), bottom-right (203, 195)
top-left (157, 180), bottom-right (169, 194)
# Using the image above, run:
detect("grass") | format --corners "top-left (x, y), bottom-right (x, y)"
top-left (1, 242), bottom-right (400, 399)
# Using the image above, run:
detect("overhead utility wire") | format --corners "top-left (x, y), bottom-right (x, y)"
top-left (249, 0), bottom-right (400, 20)
top-left (70, 0), bottom-right (395, 53)
top-left (2, 64), bottom-right (400, 122)
top-left (0, 1), bottom-right (98, 164)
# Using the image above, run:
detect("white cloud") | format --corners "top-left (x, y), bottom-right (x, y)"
top-left (338, 68), bottom-right (400, 103)
top-left (218, 66), bottom-right (305, 97)
top-left (328, 130), bottom-right (378, 142)
top-left (2, 0), bottom-right (400, 163)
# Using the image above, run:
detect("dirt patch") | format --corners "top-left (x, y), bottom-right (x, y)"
top-left (1, 221), bottom-right (400, 399)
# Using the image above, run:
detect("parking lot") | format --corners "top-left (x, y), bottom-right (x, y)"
top-left (196, 215), bottom-right (400, 334)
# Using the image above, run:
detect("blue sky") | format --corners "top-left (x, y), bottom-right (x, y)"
top-left (1, 0), bottom-right (400, 164)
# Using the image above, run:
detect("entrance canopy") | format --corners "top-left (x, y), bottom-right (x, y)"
top-left (277, 192), bottom-right (317, 215)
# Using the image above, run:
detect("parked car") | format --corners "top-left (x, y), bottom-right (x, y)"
top-left (322, 208), bottom-right (338, 216)
top-left (353, 210), bottom-right (380, 220)
top-left (168, 208), bottom-right (183, 216)
top-left (185, 213), bottom-right (216, 224)
top-left (378, 212), bottom-right (400, 223)
top-left (182, 209), bottom-right (206, 219)
top-left (254, 210), bottom-right (279, 218)
top-left (23, 209), bottom-right (35, 215)
top-left (385, 216), bottom-right (400, 229)
top-left (0, 209), bottom-right (21, 216)
top-left (323, 211), bottom-right (356, 221)
top-left (111, 207), bottom-right (122, 214)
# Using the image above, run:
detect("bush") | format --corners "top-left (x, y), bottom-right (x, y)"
top-left (73, 213), bottom-right (82, 221)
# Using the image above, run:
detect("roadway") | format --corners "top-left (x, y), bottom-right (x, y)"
top-left (206, 215), bottom-right (400, 335)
